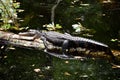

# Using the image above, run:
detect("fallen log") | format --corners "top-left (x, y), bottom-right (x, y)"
top-left (0, 30), bottom-right (120, 61)
top-left (0, 31), bottom-right (45, 50)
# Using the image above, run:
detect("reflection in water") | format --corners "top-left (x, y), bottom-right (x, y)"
top-left (0, 48), bottom-right (120, 80)
top-left (53, 58), bottom-right (120, 80)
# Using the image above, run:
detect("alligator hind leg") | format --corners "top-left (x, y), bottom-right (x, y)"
top-left (62, 40), bottom-right (73, 58)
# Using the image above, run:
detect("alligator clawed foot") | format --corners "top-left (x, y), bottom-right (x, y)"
top-left (60, 54), bottom-right (69, 58)
top-left (60, 54), bottom-right (74, 59)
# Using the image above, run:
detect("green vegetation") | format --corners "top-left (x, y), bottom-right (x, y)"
top-left (0, 0), bottom-right (20, 30)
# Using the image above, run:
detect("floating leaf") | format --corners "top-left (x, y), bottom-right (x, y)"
top-left (80, 4), bottom-right (90, 6)
top-left (111, 39), bottom-right (118, 42)
top-left (34, 68), bottom-right (41, 73)
top-left (55, 24), bottom-right (62, 29)
top-left (64, 72), bottom-right (71, 76)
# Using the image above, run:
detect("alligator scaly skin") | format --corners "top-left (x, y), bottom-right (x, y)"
top-left (41, 31), bottom-right (115, 59)
top-left (42, 31), bottom-right (108, 48)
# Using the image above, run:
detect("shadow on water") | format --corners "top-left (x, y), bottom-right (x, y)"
top-left (0, 48), bottom-right (120, 80)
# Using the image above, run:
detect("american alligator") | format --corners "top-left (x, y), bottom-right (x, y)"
top-left (29, 30), bottom-right (115, 60)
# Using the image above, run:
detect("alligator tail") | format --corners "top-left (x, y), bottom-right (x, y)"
top-left (106, 48), bottom-right (119, 65)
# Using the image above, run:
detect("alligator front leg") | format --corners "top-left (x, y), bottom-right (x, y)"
top-left (40, 36), bottom-right (48, 49)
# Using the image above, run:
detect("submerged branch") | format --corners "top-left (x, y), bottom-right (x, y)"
top-left (51, 0), bottom-right (62, 26)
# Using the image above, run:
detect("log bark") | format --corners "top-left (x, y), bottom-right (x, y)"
top-left (0, 31), bottom-right (45, 50)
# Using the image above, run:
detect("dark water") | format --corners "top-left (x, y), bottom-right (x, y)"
top-left (0, 48), bottom-right (120, 80)
top-left (0, 0), bottom-right (120, 80)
